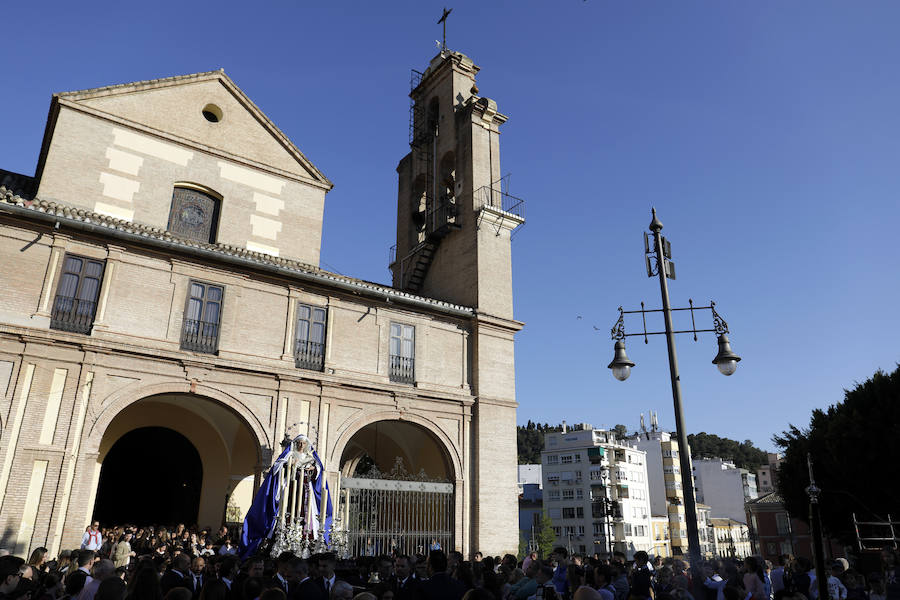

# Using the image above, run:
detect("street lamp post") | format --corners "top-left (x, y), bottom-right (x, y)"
top-left (607, 209), bottom-right (741, 569)
top-left (600, 466), bottom-right (614, 556)
top-left (806, 454), bottom-right (830, 600)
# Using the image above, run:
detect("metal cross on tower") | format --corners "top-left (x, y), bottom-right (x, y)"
top-left (437, 7), bottom-right (453, 51)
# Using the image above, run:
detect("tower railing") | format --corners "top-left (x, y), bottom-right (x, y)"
top-left (474, 185), bottom-right (525, 220)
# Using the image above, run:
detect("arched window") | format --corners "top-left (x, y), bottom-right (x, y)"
top-left (167, 185), bottom-right (221, 243)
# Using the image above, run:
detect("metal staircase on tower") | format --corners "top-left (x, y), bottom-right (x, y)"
top-left (391, 69), bottom-right (460, 294)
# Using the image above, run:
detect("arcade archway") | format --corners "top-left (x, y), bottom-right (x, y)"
top-left (338, 420), bottom-right (455, 556)
top-left (92, 393), bottom-right (260, 528)
top-left (94, 427), bottom-right (202, 526)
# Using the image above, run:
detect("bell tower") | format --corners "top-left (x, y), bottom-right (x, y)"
top-left (391, 50), bottom-right (524, 319)
top-left (392, 49), bottom-right (525, 553)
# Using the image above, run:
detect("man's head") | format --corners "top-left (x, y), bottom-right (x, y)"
top-left (448, 551), bottom-right (462, 573)
top-left (536, 565), bottom-right (554, 585)
top-left (394, 556), bottom-right (413, 580)
top-left (594, 564), bottom-right (612, 587)
top-left (525, 562), bottom-right (539, 579)
top-left (376, 556), bottom-right (393, 580)
top-left (91, 559), bottom-right (115, 581)
top-left (91, 522), bottom-right (100, 531)
top-left (191, 557), bottom-right (205, 575)
top-left (220, 556), bottom-right (239, 580)
top-left (78, 551), bottom-right (96, 568)
top-left (292, 559), bottom-right (308, 582)
top-left (246, 558), bottom-right (264, 579)
top-left (414, 557), bottom-right (428, 580)
top-left (552, 547), bottom-right (569, 566)
top-left (633, 551), bottom-right (649, 567)
top-left (0, 556), bottom-right (24, 594)
top-left (276, 553), bottom-right (294, 578)
top-left (172, 554), bottom-right (191, 574)
top-left (427, 551), bottom-right (448, 576)
top-left (329, 581), bottom-right (353, 600)
top-left (473, 552), bottom-right (483, 563)
top-left (319, 553), bottom-right (336, 579)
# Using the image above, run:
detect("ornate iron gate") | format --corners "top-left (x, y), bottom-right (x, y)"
top-left (341, 477), bottom-right (453, 556)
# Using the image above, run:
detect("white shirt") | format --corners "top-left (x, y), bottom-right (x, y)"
top-left (81, 530), bottom-right (102, 550)
top-left (324, 575), bottom-right (336, 591)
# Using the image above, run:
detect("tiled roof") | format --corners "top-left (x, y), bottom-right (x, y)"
top-left (0, 169), bottom-right (37, 198)
top-left (0, 186), bottom-right (474, 315)
top-left (746, 491), bottom-right (783, 504)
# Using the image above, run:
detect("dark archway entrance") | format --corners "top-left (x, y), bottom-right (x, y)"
top-left (93, 427), bottom-right (203, 526)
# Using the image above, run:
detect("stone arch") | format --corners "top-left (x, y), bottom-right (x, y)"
top-left (328, 410), bottom-right (462, 482)
top-left (81, 381), bottom-right (270, 530)
top-left (84, 379), bottom-right (270, 460)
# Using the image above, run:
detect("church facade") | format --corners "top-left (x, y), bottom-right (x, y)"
top-left (0, 50), bottom-right (524, 557)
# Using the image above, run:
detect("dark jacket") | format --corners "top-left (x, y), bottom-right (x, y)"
top-left (160, 570), bottom-right (191, 596)
top-left (422, 573), bottom-right (466, 600)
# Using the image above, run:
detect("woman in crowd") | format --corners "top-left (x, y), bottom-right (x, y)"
top-left (743, 557), bottom-right (768, 600)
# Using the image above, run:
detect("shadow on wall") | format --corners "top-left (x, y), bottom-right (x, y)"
top-left (0, 526), bottom-right (16, 555)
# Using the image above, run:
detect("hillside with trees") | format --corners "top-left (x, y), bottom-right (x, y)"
top-left (517, 421), bottom-right (561, 463)
top-left (687, 432), bottom-right (768, 471)
top-left (517, 422), bottom-right (769, 470)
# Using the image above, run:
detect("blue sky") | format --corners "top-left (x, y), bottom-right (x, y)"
top-left (3, 1), bottom-right (898, 451)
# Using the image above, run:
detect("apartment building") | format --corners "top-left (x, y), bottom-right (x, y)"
top-left (629, 428), bottom-right (692, 556)
top-left (693, 458), bottom-right (759, 523)
top-left (542, 425), bottom-right (653, 559)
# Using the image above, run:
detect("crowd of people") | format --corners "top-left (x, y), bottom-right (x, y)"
top-left (0, 522), bottom-right (898, 600)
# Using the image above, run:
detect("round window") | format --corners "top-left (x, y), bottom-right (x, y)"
top-left (202, 104), bottom-right (223, 123)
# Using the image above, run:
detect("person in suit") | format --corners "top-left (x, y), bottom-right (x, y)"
top-left (160, 554), bottom-right (193, 597)
top-left (422, 551), bottom-right (466, 600)
top-left (270, 554), bottom-right (295, 597)
top-left (189, 557), bottom-right (206, 600)
top-left (393, 556), bottom-right (424, 600)
top-left (293, 561), bottom-right (323, 600)
top-left (217, 556), bottom-right (240, 600)
top-left (316, 554), bottom-right (339, 600)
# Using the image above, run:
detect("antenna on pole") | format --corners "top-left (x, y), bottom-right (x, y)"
top-left (437, 7), bottom-right (453, 52)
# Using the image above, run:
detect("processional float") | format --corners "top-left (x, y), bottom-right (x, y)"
top-left (240, 434), bottom-right (347, 558)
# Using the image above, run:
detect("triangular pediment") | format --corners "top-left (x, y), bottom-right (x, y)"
top-left (57, 71), bottom-right (330, 187)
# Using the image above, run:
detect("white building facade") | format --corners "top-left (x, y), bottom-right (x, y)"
top-left (542, 426), bottom-right (653, 558)
top-left (692, 458), bottom-right (759, 523)
top-left (629, 428), bottom-right (693, 557)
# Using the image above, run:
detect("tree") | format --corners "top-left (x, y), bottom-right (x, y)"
top-left (535, 510), bottom-right (557, 559)
top-left (687, 432), bottom-right (768, 471)
top-left (517, 423), bottom-right (563, 464)
top-left (613, 424), bottom-right (628, 439)
top-left (773, 365), bottom-right (900, 545)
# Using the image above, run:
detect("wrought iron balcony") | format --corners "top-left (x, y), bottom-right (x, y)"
top-left (474, 185), bottom-right (525, 220)
top-left (180, 318), bottom-right (220, 354)
top-left (295, 340), bottom-right (325, 371)
top-left (50, 295), bottom-right (97, 334)
top-left (389, 355), bottom-right (415, 384)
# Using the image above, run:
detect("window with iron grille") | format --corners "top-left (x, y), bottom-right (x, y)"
top-left (181, 281), bottom-right (223, 354)
top-left (167, 187), bottom-right (220, 243)
top-left (389, 323), bottom-right (415, 383)
top-left (50, 254), bottom-right (105, 335)
top-left (295, 304), bottom-right (326, 371)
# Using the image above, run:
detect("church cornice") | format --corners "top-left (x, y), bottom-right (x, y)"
top-left (0, 189), bottom-right (477, 319)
